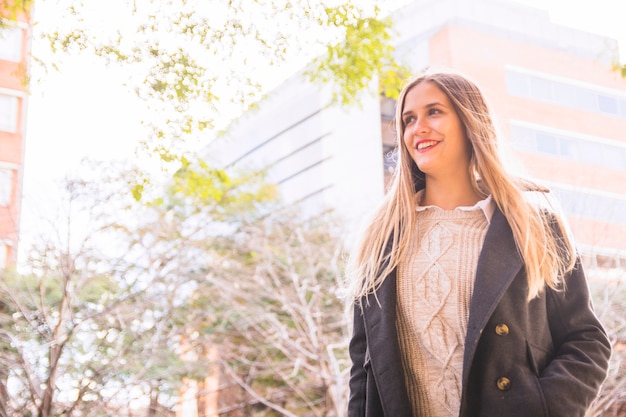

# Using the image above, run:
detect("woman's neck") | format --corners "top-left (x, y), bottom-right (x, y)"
top-left (421, 177), bottom-right (483, 210)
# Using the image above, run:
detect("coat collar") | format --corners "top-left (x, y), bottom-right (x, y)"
top-left (361, 207), bottom-right (523, 416)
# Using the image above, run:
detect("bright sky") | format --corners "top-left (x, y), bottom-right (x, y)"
top-left (18, 0), bottom-right (626, 257)
top-left (512, 0), bottom-right (626, 49)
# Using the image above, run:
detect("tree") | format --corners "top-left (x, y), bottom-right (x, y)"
top-left (587, 269), bottom-right (626, 417)
top-left (0, 174), bottom-right (190, 416)
top-left (192, 210), bottom-right (351, 416)
top-left (0, 159), bottom-right (244, 416)
top-left (1, 150), bottom-right (353, 416)
top-left (614, 62), bottom-right (626, 79)
top-left (125, 156), bottom-right (351, 416)
top-left (28, 0), bottom-right (407, 173)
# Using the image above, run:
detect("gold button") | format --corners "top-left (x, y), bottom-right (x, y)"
top-left (497, 377), bottom-right (511, 391)
top-left (495, 324), bottom-right (509, 336)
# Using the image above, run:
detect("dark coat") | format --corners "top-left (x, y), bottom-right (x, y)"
top-left (348, 208), bottom-right (611, 417)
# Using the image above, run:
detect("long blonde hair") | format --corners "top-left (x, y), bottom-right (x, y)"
top-left (347, 69), bottom-right (576, 302)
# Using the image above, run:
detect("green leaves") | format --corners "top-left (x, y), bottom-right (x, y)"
top-left (307, 3), bottom-right (409, 105)
top-left (612, 60), bottom-right (626, 78)
top-left (130, 153), bottom-right (278, 223)
top-left (0, 0), bottom-right (32, 22)
top-left (171, 159), bottom-right (232, 202)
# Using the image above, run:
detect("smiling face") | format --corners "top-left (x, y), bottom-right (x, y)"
top-left (401, 81), bottom-right (473, 182)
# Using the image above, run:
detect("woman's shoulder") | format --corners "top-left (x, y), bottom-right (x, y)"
top-left (516, 178), bottom-right (561, 214)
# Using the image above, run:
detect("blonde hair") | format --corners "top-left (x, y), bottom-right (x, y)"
top-left (347, 69), bottom-right (576, 302)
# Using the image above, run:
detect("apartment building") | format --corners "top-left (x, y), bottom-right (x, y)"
top-left (0, 3), bottom-right (31, 268)
top-left (207, 0), bottom-right (626, 267)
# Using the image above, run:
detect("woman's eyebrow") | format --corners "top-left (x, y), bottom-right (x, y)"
top-left (402, 102), bottom-right (445, 116)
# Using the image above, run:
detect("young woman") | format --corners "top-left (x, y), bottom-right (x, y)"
top-left (346, 69), bottom-right (611, 417)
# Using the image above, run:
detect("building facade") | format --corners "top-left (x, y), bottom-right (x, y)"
top-left (0, 3), bottom-right (31, 268)
top-left (207, 0), bottom-right (626, 266)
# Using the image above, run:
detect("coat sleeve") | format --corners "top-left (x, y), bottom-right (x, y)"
top-left (348, 301), bottom-right (367, 417)
top-left (539, 258), bottom-right (612, 417)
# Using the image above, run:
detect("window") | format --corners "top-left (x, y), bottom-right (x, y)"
top-left (552, 83), bottom-right (577, 107)
top-left (0, 95), bottom-right (19, 132)
top-left (578, 141), bottom-right (605, 166)
top-left (506, 68), bottom-right (626, 120)
top-left (598, 95), bottom-right (618, 115)
top-left (0, 169), bottom-right (12, 206)
top-left (0, 26), bottom-right (22, 62)
top-left (573, 89), bottom-right (597, 113)
top-left (553, 186), bottom-right (626, 225)
top-left (510, 123), bottom-right (626, 171)
top-left (559, 137), bottom-right (580, 160)
top-left (509, 125), bottom-right (535, 148)
top-left (536, 132), bottom-right (558, 155)
top-left (529, 77), bottom-right (552, 101)
top-left (505, 72), bottom-right (529, 96)
top-left (619, 99), bottom-right (626, 118)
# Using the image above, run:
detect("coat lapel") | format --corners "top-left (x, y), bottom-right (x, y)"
top-left (362, 269), bottom-right (413, 417)
top-left (462, 208), bottom-right (524, 385)
top-left (361, 208), bottom-right (524, 416)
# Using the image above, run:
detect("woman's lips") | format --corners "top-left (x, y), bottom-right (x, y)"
top-left (416, 140), bottom-right (439, 151)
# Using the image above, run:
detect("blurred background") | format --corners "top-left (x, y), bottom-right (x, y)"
top-left (1, 0), bottom-right (625, 416)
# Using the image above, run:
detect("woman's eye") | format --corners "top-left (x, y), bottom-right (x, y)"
top-left (403, 116), bottom-right (415, 125)
top-left (429, 108), bottom-right (441, 115)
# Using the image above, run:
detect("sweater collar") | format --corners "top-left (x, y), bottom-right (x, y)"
top-left (415, 190), bottom-right (495, 224)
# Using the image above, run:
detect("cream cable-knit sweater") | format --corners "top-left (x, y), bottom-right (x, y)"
top-left (396, 200), bottom-right (491, 417)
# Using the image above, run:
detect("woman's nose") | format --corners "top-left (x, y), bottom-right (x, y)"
top-left (413, 117), bottom-right (429, 135)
